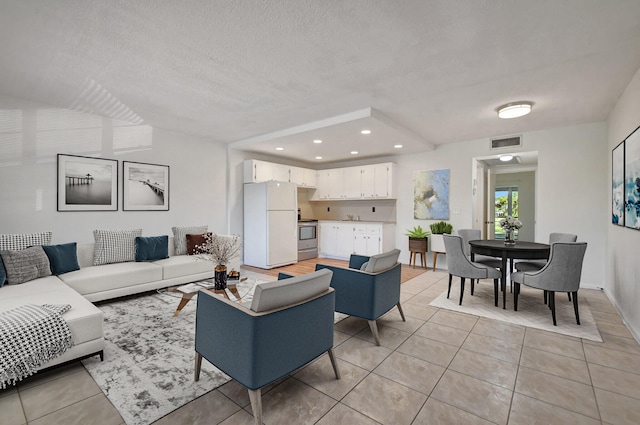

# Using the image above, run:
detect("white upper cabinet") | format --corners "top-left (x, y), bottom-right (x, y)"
top-left (243, 160), bottom-right (316, 187)
top-left (244, 159), bottom-right (394, 199)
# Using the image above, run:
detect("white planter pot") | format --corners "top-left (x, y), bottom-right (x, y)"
top-left (430, 234), bottom-right (446, 252)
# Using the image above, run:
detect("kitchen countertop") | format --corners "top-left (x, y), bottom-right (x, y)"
top-left (317, 220), bottom-right (396, 224)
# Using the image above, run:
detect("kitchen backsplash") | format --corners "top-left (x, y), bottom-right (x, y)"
top-left (297, 189), bottom-right (396, 222)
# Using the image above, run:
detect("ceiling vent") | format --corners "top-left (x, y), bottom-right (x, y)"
top-left (490, 135), bottom-right (522, 150)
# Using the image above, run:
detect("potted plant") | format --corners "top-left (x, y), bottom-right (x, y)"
top-left (429, 221), bottom-right (453, 252)
top-left (196, 234), bottom-right (241, 290)
top-left (405, 225), bottom-right (430, 252)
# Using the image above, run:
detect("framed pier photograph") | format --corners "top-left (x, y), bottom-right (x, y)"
top-left (57, 154), bottom-right (118, 211)
top-left (123, 161), bottom-right (170, 211)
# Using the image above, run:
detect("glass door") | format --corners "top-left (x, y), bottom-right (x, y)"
top-left (494, 186), bottom-right (519, 239)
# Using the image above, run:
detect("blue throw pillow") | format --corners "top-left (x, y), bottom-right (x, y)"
top-left (0, 255), bottom-right (6, 287)
top-left (135, 236), bottom-right (169, 262)
top-left (42, 243), bottom-right (80, 275)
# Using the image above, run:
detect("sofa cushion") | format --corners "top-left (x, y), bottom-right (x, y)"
top-left (0, 246), bottom-right (52, 285)
top-left (186, 233), bottom-right (211, 255)
top-left (0, 257), bottom-right (5, 287)
top-left (363, 249), bottom-right (401, 273)
top-left (0, 276), bottom-right (103, 347)
top-left (42, 243), bottom-right (80, 275)
top-left (0, 232), bottom-right (53, 251)
top-left (59, 261), bottom-right (163, 296)
top-left (135, 236), bottom-right (169, 262)
top-left (172, 226), bottom-right (207, 255)
top-left (93, 229), bottom-right (143, 266)
top-left (153, 255), bottom-right (213, 280)
top-left (250, 269), bottom-right (333, 312)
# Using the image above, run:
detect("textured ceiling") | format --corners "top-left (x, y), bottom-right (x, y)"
top-left (1, 0), bottom-right (640, 164)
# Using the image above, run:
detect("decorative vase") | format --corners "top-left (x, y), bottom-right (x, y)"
top-left (504, 229), bottom-right (516, 245)
top-left (408, 237), bottom-right (428, 252)
top-left (214, 265), bottom-right (228, 290)
top-left (430, 234), bottom-right (446, 252)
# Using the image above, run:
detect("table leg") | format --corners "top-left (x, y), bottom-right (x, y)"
top-left (173, 292), bottom-right (197, 316)
top-left (501, 255), bottom-right (507, 309)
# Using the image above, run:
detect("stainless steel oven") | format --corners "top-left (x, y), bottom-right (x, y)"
top-left (297, 219), bottom-right (318, 260)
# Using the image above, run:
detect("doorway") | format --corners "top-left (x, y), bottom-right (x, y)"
top-left (473, 152), bottom-right (538, 242)
top-left (494, 186), bottom-right (518, 240)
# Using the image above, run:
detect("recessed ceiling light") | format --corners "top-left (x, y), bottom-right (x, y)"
top-left (315, 156), bottom-right (322, 160)
top-left (394, 144), bottom-right (403, 149)
top-left (499, 154), bottom-right (514, 162)
top-left (351, 151), bottom-right (358, 155)
top-left (313, 139), bottom-right (322, 144)
top-left (275, 147), bottom-right (284, 151)
top-left (360, 129), bottom-right (371, 135)
top-left (497, 101), bottom-right (533, 119)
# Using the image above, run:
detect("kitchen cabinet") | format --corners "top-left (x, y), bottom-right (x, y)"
top-left (311, 162), bottom-right (396, 200)
top-left (319, 221), bottom-right (396, 259)
top-left (319, 222), bottom-right (353, 258)
top-left (243, 159), bottom-right (316, 187)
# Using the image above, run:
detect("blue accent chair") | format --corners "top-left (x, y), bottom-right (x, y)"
top-left (315, 249), bottom-right (404, 346)
top-left (194, 269), bottom-right (339, 425)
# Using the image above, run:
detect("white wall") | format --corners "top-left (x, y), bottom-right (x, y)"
top-left (392, 122), bottom-right (607, 287)
top-left (0, 97), bottom-right (228, 243)
top-left (607, 66), bottom-right (640, 341)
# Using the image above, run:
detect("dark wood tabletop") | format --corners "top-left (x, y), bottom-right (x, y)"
top-left (468, 240), bottom-right (550, 309)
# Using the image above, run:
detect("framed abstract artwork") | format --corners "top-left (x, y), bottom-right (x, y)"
top-left (624, 125), bottom-right (640, 230)
top-left (413, 169), bottom-right (450, 220)
top-left (123, 161), bottom-right (170, 211)
top-left (57, 154), bottom-right (118, 211)
top-left (612, 140), bottom-right (624, 226)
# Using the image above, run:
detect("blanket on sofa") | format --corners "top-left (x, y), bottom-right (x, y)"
top-left (0, 304), bottom-right (74, 388)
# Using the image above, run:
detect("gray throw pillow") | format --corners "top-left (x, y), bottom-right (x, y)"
top-left (93, 229), bottom-right (143, 266)
top-left (0, 246), bottom-right (52, 285)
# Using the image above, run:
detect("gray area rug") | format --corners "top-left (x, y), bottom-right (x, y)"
top-left (429, 281), bottom-right (603, 342)
top-left (82, 271), bottom-right (346, 425)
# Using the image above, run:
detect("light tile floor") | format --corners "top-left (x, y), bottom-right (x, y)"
top-left (2, 270), bottom-right (640, 425)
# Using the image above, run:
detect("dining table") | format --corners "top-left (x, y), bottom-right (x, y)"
top-left (469, 239), bottom-right (550, 309)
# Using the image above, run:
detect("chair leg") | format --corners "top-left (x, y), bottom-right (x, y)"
top-left (514, 282), bottom-right (519, 311)
top-left (549, 291), bottom-right (557, 326)
top-left (447, 274), bottom-right (452, 299)
top-left (396, 302), bottom-right (406, 322)
top-left (543, 290), bottom-right (547, 305)
top-left (194, 352), bottom-right (202, 381)
top-left (459, 277), bottom-right (465, 305)
top-left (568, 292), bottom-right (572, 302)
top-left (368, 320), bottom-right (381, 346)
top-left (471, 278), bottom-right (475, 296)
top-left (572, 291), bottom-right (580, 325)
top-left (248, 388), bottom-right (263, 425)
top-left (327, 348), bottom-right (341, 379)
top-left (494, 278), bottom-right (499, 307)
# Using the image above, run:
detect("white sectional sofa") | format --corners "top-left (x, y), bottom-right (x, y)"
top-left (0, 233), bottom-right (240, 378)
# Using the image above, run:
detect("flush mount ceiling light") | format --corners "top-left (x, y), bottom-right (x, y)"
top-left (313, 139), bottom-right (322, 144)
top-left (394, 144), bottom-right (403, 149)
top-left (315, 156), bottom-right (322, 160)
top-left (499, 154), bottom-right (514, 162)
top-left (360, 129), bottom-right (371, 135)
top-left (275, 147), bottom-right (284, 151)
top-left (351, 151), bottom-right (358, 154)
top-left (497, 101), bottom-right (533, 119)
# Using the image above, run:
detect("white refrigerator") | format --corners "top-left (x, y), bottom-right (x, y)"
top-left (243, 181), bottom-right (298, 269)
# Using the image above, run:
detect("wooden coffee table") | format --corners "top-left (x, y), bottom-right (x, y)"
top-left (168, 280), bottom-right (242, 316)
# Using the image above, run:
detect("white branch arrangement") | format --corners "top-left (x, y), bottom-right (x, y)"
top-left (196, 233), bottom-right (241, 266)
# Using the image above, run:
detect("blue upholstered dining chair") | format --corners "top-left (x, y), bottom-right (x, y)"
top-left (443, 235), bottom-right (501, 306)
top-left (315, 249), bottom-right (404, 346)
top-left (511, 242), bottom-right (587, 326)
top-left (194, 268), bottom-right (340, 425)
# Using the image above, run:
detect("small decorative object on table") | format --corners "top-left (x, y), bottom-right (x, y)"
top-left (196, 234), bottom-right (241, 290)
top-left (499, 216), bottom-right (522, 245)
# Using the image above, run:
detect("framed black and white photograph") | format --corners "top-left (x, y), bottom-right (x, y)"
top-left (624, 125), bottom-right (640, 230)
top-left (57, 154), bottom-right (118, 211)
top-left (123, 161), bottom-right (170, 211)
top-left (612, 140), bottom-right (625, 226)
